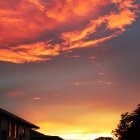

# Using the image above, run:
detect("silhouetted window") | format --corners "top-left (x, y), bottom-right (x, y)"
top-left (8, 122), bottom-right (17, 138)
top-left (22, 127), bottom-right (25, 138)
top-left (19, 127), bottom-right (25, 140)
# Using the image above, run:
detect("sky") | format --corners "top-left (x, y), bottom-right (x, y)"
top-left (0, 0), bottom-right (140, 140)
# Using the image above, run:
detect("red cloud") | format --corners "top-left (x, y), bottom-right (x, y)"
top-left (0, 0), bottom-right (138, 63)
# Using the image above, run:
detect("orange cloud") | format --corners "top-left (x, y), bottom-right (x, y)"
top-left (7, 91), bottom-right (25, 98)
top-left (0, 42), bottom-right (59, 63)
top-left (106, 8), bottom-right (137, 30)
top-left (33, 97), bottom-right (41, 100)
top-left (45, 0), bottom-right (109, 22)
top-left (74, 82), bottom-right (88, 86)
top-left (0, 0), bottom-right (138, 63)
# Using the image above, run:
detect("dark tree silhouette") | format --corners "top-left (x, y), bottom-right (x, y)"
top-left (112, 104), bottom-right (140, 140)
top-left (94, 137), bottom-right (113, 140)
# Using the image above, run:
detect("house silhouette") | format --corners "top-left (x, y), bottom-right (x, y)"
top-left (0, 108), bottom-right (64, 140)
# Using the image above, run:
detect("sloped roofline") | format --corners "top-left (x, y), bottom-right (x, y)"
top-left (31, 130), bottom-right (64, 140)
top-left (0, 108), bottom-right (39, 129)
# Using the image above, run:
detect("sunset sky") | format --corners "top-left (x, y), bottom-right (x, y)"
top-left (0, 0), bottom-right (140, 140)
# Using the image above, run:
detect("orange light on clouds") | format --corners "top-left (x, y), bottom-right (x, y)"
top-left (0, 1), bottom-right (140, 140)
top-left (33, 97), bottom-right (41, 100)
top-left (0, 0), bottom-right (138, 63)
top-left (107, 9), bottom-right (137, 30)
top-left (7, 91), bottom-right (25, 98)
top-left (45, 0), bottom-right (109, 22)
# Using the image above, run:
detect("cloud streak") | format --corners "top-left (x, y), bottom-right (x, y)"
top-left (0, 0), bottom-right (138, 63)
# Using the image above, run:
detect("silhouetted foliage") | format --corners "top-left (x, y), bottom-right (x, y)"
top-left (94, 137), bottom-right (113, 140)
top-left (112, 104), bottom-right (140, 140)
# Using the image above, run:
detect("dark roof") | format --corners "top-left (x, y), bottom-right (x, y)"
top-left (31, 130), bottom-right (64, 140)
top-left (0, 108), bottom-right (39, 129)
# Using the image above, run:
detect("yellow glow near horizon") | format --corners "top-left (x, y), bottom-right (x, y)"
top-left (59, 133), bottom-right (113, 140)
top-left (37, 121), bottom-right (114, 140)
top-left (33, 106), bottom-right (119, 140)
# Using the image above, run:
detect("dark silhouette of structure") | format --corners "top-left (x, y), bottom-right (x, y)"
top-left (0, 108), bottom-right (64, 140)
top-left (0, 108), bottom-right (39, 140)
top-left (31, 130), bottom-right (64, 140)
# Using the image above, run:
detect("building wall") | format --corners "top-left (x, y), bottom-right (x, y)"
top-left (0, 118), bottom-right (30, 140)
top-left (0, 118), bottom-right (9, 140)
top-left (0, 118), bottom-right (8, 130)
top-left (24, 128), bottom-right (30, 140)
top-left (7, 137), bottom-right (17, 140)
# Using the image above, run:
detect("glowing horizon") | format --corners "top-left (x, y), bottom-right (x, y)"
top-left (58, 133), bottom-right (113, 140)
top-left (37, 123), bottom-right (114, 140)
